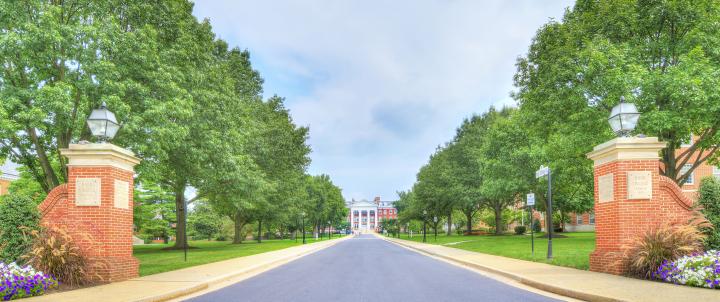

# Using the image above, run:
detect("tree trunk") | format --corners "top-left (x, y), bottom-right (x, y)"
top-left (494, 204), bottom-right (503, 235)
top-left (27, 127), bottom-right (60, 192)
top-left (465, 211), bottom-right (473, 234)
top-left (257, 219), bottom-right (262, 243)
top-left (233, 213), bottom-right (246, 244)
top-left (446, 211), bottom-right (452, 235)
top-left (173, 182), bottom-right (188, 249)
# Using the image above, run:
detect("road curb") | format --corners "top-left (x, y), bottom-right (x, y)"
top-left (383, 237), bottom-right (623, 302)
top-left (136, 236), bottom-right (352, 302)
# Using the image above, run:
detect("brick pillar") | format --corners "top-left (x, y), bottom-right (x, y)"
top-left (59, 143), bottom-right (141, 282)
top-left (586, 137), bottom-right (666, 275)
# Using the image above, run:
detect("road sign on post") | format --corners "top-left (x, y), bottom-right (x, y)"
top-left (526, 193), bottom-right (535, 206)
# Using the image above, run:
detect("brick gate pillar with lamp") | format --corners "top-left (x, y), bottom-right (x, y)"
top-left (586, 98), bottom-right (696, 275)
top-left (38, 102), bottom-right (141, 282)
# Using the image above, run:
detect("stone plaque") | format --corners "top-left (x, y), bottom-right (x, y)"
top-left (114, 180), bottom-right (129, 209)
top-left (627, 171), bottom-right (652, 199)
top-left (76, 178), bottom-right (101, 206)
top-left (598, 173), bottom-right (614, 203)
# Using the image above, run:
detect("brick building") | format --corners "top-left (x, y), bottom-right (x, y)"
top-left (0, 163), bottom-right (19, 196)
top-left (347, 196), bottom-right (397, 232)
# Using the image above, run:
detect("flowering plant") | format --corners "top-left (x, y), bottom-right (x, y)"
top-left (654, 250), bottom-right (720, 289)
top-left (0, 262), bottom-right (57, 300)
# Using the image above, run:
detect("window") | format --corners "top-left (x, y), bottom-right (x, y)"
top-left (576, 214), bottom-right (583, 225)
top-left (714, 166), bottom-right (720, 180)
top-left (681, 135), bottom-right (693, 147)
top-left (589, 213), bottom-right (595, 225)
top-left (679, 164), bottom-right (695, 185)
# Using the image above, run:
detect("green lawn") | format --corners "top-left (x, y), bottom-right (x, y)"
top-left (393, 232), bottom-right (595, 270)
top-left (134, 236), bottom-right (344, 276)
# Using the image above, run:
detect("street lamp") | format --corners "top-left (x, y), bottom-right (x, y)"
top-left (422, 210), bottom-right (427, 243)
top-left (301, 212), bottom-right (306, 244)
top-left (608, 96), bottom-right (640, 137)
top-left (87, 102), bottom-right (121, 142)
top-left (433, 216), bottom-right (438, 241)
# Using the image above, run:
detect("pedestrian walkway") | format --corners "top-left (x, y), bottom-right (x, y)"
top-left (25, 237), bottom-right (349, 302)
top-left (384, 236), bottom-right (718, 302)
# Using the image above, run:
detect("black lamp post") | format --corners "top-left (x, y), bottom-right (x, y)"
top-left (422, 210), bottom-right (427, 243)
top-left (86, 102), bottom-right (121, 142)
top-left (301, 211), bottom-right (306, 244)
top-left (328, 220), bottom-right (331, 239)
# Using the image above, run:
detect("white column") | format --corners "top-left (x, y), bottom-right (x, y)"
top-left (374, 209), bottom-right (378, 231)
top-left (350, 209), bottom-right (354, 230)
top-left (363, 210), bottom-right (367, 230)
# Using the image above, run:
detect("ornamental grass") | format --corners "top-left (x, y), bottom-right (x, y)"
top-left (22, 227), bottom-right (100, 287)
top-left (623, 219), bottom-right (708, 279)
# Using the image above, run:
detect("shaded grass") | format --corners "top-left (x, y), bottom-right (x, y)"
top-left (394, 232), bottom-right (595, 270)
top-left (134, 236), bottom-right (343, 276)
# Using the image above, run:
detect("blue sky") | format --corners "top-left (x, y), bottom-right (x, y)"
top-left (192, 0), bottom-right (574, 201)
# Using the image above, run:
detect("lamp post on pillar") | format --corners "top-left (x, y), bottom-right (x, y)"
top-left (585, 97), bottom-right (680, 275)
top-left (43, 102), bottom-right (141, 282)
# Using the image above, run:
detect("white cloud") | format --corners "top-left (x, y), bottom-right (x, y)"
top-left (192, 0), bottom-right (574, 200)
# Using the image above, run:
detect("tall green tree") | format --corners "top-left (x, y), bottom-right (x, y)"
top-left (478, 108), bottom-right (536, 235)
top-left (514, 0), bottom-right (720, 187)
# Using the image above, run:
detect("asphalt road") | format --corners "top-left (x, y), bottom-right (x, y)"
top-left (186, 234), bottom-right (561, 302)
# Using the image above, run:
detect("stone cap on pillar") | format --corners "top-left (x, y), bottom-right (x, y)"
top-left (586, 137), bottom-right (667, 166)
top-left (60, 143), bottom-right (140, 172)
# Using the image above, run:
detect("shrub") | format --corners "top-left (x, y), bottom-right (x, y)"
top-left (0, 194), bottom-right (40, 263)
top-left (23, 227), bottom-right (99, 287)
top-left (532, 218), bottom-right (541, 233)
top-left (654, 250), bottom-right (720, 289)
top-left (698, 177), bottom-right (720, 250)
top-left (0, 262), bottom-right (57, 300)
top-left (514, 225), bottom-right (526, 235)
top-left (623, 220), bottom-right (707, 279)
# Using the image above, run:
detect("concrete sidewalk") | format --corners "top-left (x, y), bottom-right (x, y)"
top-left (27, 236), bottom-right (350, 302)
top-left (384, 236), bottom-right (718, 302)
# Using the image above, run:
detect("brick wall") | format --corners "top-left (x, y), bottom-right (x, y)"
top-left (39, 165), bottom-right (139, 282)
top-left (590, 158), bottom-right (695, 275)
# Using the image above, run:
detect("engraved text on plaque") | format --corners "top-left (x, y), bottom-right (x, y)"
top-left (76, 178), bottom-right (101, 206)
top-left (627, 171), bottom-right (652, 199)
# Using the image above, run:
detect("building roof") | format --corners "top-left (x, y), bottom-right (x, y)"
top-left (346, 199), bottom-right (397, 208)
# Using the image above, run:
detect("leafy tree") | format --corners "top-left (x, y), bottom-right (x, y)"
top-left (514, 0), bottom-right (720, 187)
top-left (478, 108), bottom-right (535, 235)
top-left (134, 182), bottom-right (175, 243)
top-left (189, 201), bottom-right (222, 241)
top-left (0, 194), bottom-right (40, 263)
top-left (698, 177), bottom-right (720, 249)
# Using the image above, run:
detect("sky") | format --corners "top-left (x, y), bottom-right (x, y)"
top-left (192, 0), bottom-right (575, 201)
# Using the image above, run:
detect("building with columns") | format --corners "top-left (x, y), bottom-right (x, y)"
top-left (347, 196), bottom-right (397, 232)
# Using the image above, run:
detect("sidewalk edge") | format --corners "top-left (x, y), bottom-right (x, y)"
top-left (383, 237), bottom-right (625, 302)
